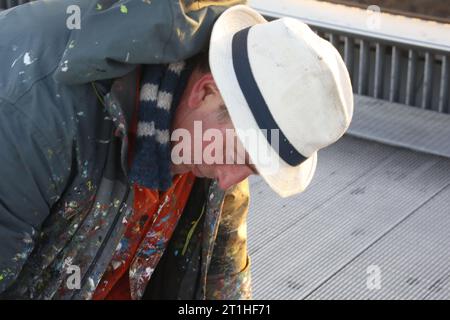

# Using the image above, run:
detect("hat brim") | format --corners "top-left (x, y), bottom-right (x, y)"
top-left (209, 5), bottom-right (318, 197)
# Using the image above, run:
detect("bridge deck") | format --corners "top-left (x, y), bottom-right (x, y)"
top-left (248, 135), bottom-right (450, 299)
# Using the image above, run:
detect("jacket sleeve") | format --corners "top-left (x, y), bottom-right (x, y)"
top-left (206, 179), bottom-right (252, 300)
top-left (0, 99), bottom-right (69, 294)
top-left (54, 0), bottom-right (247, 85)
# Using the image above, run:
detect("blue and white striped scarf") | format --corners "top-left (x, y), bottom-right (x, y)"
top-left (129, 61), bottom-right (194, 191)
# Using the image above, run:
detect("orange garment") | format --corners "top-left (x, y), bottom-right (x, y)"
top-left (93, 174), bottom-right (195, 300)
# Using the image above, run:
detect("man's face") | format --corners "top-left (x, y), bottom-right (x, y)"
top-left (171, 70), bottom-right (257, 190)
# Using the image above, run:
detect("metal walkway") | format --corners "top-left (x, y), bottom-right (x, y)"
top-left (348, 95), bottom-right (450, 158)
top-left (247, 135), bottom-right (450, 299)
top-left (246, 0), bottom-right (450, 300)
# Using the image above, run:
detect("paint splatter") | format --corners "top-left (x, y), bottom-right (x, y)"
top-left (23, 232), bottom-right (33, 245)
top-left (142, 248), bottom-right (156, 256)
top-left (61, 60), bottom-right (69, 72)
top-left (23, 52), bottom-right (37, 65)
top-left (81, 160), bottom-right (89, 178)
top-left (62, 257), bottom-right (74, 269)
top-left (143, 267), bottom-right (154, 278)
top-left (11, 53), bottom-right (24, 68)
top-left (88, 277), bottom-right (95, 290)
top-left (111, 260), bottom-right (122, 270)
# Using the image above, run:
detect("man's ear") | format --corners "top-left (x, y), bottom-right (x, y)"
top-left (187, 73), bottom-right (218, 109)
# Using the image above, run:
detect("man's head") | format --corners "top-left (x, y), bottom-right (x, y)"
top-left (170, 51), bottom-right (258, 191)
top-left (171, 5), bottom-right (353, 197)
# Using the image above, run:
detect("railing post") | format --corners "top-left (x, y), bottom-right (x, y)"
top-left (373, 43), bottom-right (385, 99)
top-left (405, 50), bottom-right (418, 106)
top-left (358, 40), bottom-right (370, 95)
top-left (344, 36), bottom-right (354, 82)
top-left (389, 46), bottom-right (400, 103)
top-left (438, 55), bottom-right (449, 114)
top-left (421, 52), bottom-right (434, 109)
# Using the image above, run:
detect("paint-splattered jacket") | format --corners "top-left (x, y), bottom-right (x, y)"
top-left (0, 0), bottom-right (250, 299)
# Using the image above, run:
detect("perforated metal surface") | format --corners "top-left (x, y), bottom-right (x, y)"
top-left (248, 136), bottom-right (450, 300)
top-left (349, 95), bottom-right (450, 158)
top-left (307, 184), bottom-right (450, 300)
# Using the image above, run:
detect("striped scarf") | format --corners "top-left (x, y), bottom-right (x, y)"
top-left (129, 61), bottom-right (194, 190)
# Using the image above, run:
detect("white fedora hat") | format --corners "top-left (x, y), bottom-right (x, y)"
top-left (209, 5), bottom-right (353, 197)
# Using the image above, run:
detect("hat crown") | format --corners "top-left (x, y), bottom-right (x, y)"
top-left (246, 17), bottom-right (354, 157)
top-left (209, 5), bottom-right (354, 197)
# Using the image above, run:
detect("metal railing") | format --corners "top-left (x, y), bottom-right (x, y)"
top-left (315, 28), bottom-right (449, 114)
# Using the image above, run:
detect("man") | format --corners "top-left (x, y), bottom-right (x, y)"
top-left (0, 1), bottom-right (353, 299)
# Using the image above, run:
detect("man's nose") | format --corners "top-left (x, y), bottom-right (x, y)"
top-left (216, 165), bottom-right (253, 191)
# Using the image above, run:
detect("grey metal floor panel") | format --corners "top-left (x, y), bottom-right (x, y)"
top-left (307, 184), bottom-right (450, 300)
top-left (247, 136), bottom-right (450, 300)
top-left (247, 136), bottom-right (398, 254)
top-left (348, 95), bottom-right (450, 158)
